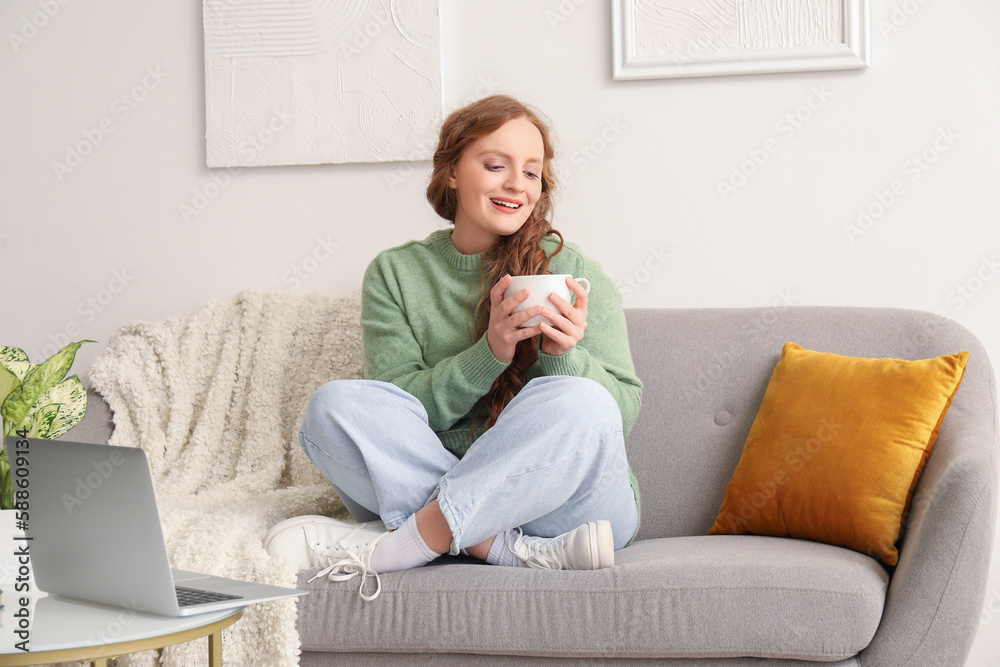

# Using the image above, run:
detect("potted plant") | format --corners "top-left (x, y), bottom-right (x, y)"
top-left (0, 340), bottom-right (94, 509)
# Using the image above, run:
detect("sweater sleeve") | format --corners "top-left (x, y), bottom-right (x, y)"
top-left (534, 247), bottom-right (643, 439)
top-left (361, 257), bottom-right (509, 432)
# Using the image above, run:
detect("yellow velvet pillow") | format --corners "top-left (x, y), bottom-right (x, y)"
top-left (708, 342), bottom-right (969, 566)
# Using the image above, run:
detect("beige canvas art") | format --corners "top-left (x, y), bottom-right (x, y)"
top-left (203, 0), bottom-right (442, 168)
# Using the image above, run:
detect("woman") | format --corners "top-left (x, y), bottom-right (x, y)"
top-left (265, 95), bottom-right (642, 601)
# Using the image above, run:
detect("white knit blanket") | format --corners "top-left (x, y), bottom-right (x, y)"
top-left (86, 289), bottom-right (358, 667)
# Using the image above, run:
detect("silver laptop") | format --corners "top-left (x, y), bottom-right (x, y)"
top-left (16, 436), bottom-right (307, 616)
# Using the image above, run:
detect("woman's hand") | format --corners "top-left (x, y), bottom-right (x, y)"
top-left (487, 275), bottom-right (543, 363)
top-left (539, 277), bottom-right (589, 356)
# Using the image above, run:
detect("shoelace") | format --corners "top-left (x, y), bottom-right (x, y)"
top-left (305, 524), bottom-right (383, 601)
top-left (507, 528), bottom-right (565, 570)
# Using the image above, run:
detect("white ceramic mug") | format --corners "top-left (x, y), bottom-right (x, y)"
top-left (504, 274), bottom-right (591, 328)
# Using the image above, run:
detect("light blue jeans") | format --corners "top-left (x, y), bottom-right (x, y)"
top-left (299, 375), bottom-right (639, 555)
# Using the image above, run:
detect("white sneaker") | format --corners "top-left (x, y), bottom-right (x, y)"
top-left (506, 520), bottom-right (615, 570)
top-left (263, 515), bottom-right (389, 601)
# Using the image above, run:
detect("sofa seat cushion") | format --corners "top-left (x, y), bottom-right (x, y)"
top-left (295, 534), bottom-right (889, 660)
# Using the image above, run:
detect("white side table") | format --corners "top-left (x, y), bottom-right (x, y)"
top-left (0, 594), bottom-right (244, 666)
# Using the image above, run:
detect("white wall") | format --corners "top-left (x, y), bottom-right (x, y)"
top-left (2, 0), bottom-right (998, 662)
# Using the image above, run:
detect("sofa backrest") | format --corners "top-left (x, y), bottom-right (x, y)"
top-left (623, 306), bottom-right (996, 542)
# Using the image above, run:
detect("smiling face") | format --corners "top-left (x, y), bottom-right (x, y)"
top-left (447, 116), bottom-right (545, 255)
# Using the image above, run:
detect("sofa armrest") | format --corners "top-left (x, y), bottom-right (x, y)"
top-left (861, 364), bottom-right (998, 665)
top-left (58, 387), bottom-right (115, 445)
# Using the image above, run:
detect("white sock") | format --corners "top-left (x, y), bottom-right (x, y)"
top-left (485, 531), bottom-right (520, 567)
top-left (368, 515), bottom-right (440, 573)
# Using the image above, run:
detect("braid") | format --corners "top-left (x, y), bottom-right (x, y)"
top-left (472, 217), bottom-right (564, 430)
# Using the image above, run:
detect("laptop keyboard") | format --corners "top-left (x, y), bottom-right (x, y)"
top-left (175, 585), bottom-right (244, 607)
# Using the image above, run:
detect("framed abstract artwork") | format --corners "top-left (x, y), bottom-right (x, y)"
top-left (203, 0), bottom-right (442, 168)
top-left (612, 0), bottom-right (869, 80)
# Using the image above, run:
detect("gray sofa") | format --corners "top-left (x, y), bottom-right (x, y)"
top-left (78, 306), bottom-right (998, 665)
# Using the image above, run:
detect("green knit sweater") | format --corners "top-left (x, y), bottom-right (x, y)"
top-left (361, 229), bottom-right (643, 539)
top-left (361, 228), bottom-right (643, 458)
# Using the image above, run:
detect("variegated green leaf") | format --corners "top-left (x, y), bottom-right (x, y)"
top-left (1, 340), bottom-right (94, 432)
top-left (0, 346), bottom-right (29, 366)
top-left (25, 375), bottom-right (88, 439)
top-left (26, 403), bottom-right (61, 438)
top-left (1, 359), bottom-right (33, 383)
top-left (0, 365), bottom-right (18, 420)
top-left (0, 450), bottom-right (11, 510)
top-left (0, 348), bottom-right (31, 425)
